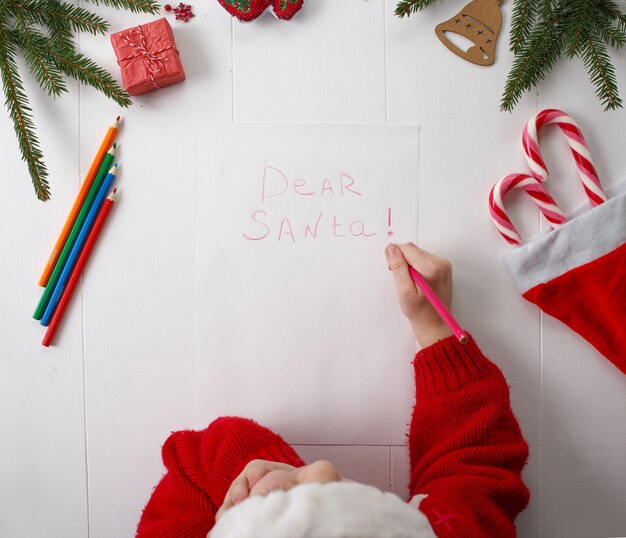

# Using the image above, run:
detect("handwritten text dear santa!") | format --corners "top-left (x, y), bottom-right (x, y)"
top-left (243, 163), bottom-right (393, 243)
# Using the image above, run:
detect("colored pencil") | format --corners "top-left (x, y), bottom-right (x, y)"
top-left (33, 145), bottom-right (117, 320)
top-left (42, 190), bottom-right (117, 347)
top-left (408, 266), bottom-right (469, 344)
top-left (38, 116), bottom-right (120, 287)
top-left (41, 165), bottom-right (118, 326)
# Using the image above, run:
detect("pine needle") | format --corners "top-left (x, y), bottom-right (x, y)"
top-left (566, 0), bottom-right (595, 56)
top-left (599, 0), bottom-right (626, 33)
top-left (43, 42), bottom-right (132, 108)
top-left (510, 0), bottom-right (540, 53)
top-left (13, 0), bottom-right (109, 35)
top-left (394, 0), bottom-right (438, 18)
top-left (580, 29), bottom-right (622, 110)
top-left (82, 0), bottom-right (160, 15)
top-left (11, 11), bottom-right (67, 97)
top-left (501, 12), bottom-right (567, 111)
top-left (45, 0), bottom-right (75, 47)
top-left (0, 12), bottom-right (50, 200)
top-left (593, 14), bottom-right (626, 48)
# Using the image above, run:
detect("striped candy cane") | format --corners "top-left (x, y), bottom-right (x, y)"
top-left (489, 173), bottom-right (567, 246)
top-left (522, 109), bottom-right (607, 206)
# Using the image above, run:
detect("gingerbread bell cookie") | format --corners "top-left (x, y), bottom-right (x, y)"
top-left (435, 0), bottom-right (503, 66)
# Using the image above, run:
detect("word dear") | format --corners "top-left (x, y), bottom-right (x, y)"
top-left (261, 163), bottom-right (362, 204)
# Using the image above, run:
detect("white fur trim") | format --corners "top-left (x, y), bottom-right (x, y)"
top-left (504, 188), bottom-right (626, 292)
top-left (408, 493), bottom-right (428, 508)
top-left (209, 482), bottom-right (437, 538)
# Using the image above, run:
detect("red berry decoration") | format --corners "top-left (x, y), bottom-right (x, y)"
top-left (173, 2), bottom-right (195, 22)
top-left (164, 3), bottom-right (172, 10)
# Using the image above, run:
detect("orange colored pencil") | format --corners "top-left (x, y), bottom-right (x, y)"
top-left (42, 190), bottom-right (117, 347)
top-left (38, 116), bottom-right (120, 287)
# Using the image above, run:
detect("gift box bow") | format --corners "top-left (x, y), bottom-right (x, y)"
top-left (115, 22), bottom-right (180, 89)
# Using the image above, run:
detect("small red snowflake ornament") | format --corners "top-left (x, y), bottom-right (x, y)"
top-left (216, 0), bottom-right (304, 21)
top-left (173, 2), bottom-right (195, 22)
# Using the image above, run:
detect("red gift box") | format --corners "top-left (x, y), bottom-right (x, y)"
top-left (111, 18), bottom-right (185, 96)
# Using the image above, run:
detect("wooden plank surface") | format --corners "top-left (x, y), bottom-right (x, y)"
top-left (0, 75), bottom-right (88, 535)
top-left (0, 1), bottom-right (624, 536)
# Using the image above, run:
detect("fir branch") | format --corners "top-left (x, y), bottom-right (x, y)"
top-left (395, 0), bottom-right (439, 19)
top-left (45, 0), bottom-right (74, 48)
top-left (40, 39), bottom-right (132, 107)
top-left (11, 7), bottom-right (67, 96)
top-left (0, 13), bottom-right (49, 200)
top-left (566, 0), bottom-right (596, 56)
top-left (580, 28), bottom-right (622, 110)
top-left (510, 0), bottom-right (540, 52)
top-left (599, 0), bottom-right (626, 33)
top-left (12, 0), bottom-right (108, 35)
top-left (593, 10), bottom-right (626, 48)
top-left (501, 10), bottom-right (567, 111)
top-left (82, 0), bottom-right (160, 15)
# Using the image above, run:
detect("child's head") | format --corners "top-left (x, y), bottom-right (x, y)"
top-left (210, 480), bottom-right (434, 538)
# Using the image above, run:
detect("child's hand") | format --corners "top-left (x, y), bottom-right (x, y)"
top-left (216, 460), bottom-right (342, 520)
top-left (385, 243), bottom-right (453, 347)
top-left (216, 460), bottom-right (296, 520)
top-left (248, 460), bottom-right (340, 497)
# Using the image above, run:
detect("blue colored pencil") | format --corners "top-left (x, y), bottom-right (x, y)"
top-left (41, 165), bottom-right (118, 326)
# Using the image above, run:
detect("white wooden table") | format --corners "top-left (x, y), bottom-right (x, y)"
top-left (1, 1), bottom-right (625, 536)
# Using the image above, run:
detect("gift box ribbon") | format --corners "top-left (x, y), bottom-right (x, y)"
top-left (117, 25), bottom-right (179, 89)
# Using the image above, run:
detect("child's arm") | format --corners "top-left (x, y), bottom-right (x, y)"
top-left (407, 336), bottom-right (529, 538)
top-left (386, 244), bottom-right (529, 538)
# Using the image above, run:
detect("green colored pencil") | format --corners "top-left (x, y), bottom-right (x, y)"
top-left (33, 144), bottom-right (117, 320)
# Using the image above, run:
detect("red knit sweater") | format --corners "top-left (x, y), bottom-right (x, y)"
top-left (136, 335), bottom-right (529, 537)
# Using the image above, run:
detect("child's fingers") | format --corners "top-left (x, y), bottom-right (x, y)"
top-left (216, 477), bottom-right (248, 519)
top-left (216, 460), bottom-right (295, 520)
top-left (244, 461), bottom-right (268, 491)
top-left (229, 478), bottom-right (249, 504)
top-left (398, 243), bottom-right (451, 281)
top-left (385, 243), bottom-right (418, 299)
top-left (249, 469), bottom-right (299, 497)
top-left (397, 243), bottom-right (434, 271)
top-left (217, 466), bottom-right (254, 520)
top-left (295, 460), bottom-right (341, 485)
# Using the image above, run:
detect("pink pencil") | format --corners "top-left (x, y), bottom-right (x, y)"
top-left (408, 266), bottom-right (469, 344)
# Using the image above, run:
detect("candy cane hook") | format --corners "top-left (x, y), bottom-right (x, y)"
top-left (522, 109), bottom-right (607, 206)
top-left (489, 173), bottom-right (567, 246)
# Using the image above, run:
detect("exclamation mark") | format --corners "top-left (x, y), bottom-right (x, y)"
top-left (387, 207), bottom-right (394, 238)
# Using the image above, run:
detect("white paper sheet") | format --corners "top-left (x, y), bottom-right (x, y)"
top-left (194, 124), bottom-right (419, 444)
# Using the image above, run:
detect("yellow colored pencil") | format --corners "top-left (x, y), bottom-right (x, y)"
top-left (38, 116), bottom-right (120, 287)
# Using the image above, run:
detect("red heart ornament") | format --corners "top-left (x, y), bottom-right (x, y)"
top-left (216, 0), bottom-right (303, 21)
top-left (216, 0), bottom-right (271, 21)
top-left (272, 0), bottom-right (304, 20)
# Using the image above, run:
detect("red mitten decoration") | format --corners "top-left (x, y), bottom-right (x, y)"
top-left (216, 0), bottom-right (303, 21)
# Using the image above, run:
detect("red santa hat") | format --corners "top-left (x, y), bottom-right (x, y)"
top-left (209, 481), bottom-right (436, 538)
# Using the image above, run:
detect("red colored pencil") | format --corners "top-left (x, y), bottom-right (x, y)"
top-left (42, 190), bottom-right (117, 347)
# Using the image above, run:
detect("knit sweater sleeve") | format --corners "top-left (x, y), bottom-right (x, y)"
top-left (408, 335), bottom-right (529, 538)
top-left (136, 417), bottom-right (305, 538)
